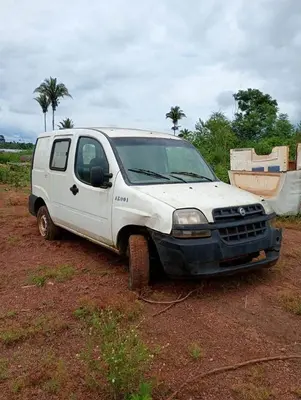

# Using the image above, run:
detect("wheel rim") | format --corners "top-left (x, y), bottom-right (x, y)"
top-left (38, 214), bottom-right (48, 237)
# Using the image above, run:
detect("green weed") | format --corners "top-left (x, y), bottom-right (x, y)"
top-left (0, 359), bottom-right (9, 381)
top-left (280, 292), bottom-right (301, 315)
top-left (0, 310), bottom-right (17, 320)
top-left (188, 343), bottom-right (203, 360)
top-left (0, 315), bottom-right (69, 345)
top-left (11, 378), bottom-right (25, 393)
top-left (28, 264), bottom-right (75, 287)
top-left (78, 306), bottom-right (153, 399)
top-left (128, 382), bottom-right (152, 400)
top-left (232, 383), bottom-right (272, 400)
top-left (0, 164), bottom-right (30, 187)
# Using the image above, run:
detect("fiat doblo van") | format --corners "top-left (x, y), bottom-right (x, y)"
top-left (29, 128), bottom-right (282, 290)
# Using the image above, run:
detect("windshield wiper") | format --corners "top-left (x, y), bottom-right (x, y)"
top-left (128, 168), bottom-right (170, 180)
top-left (171, 171), bottom-right (213, 182)
top-left (169, 174), bottom-right (187, 183)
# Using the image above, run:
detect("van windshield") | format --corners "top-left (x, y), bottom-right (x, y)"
top-left (111, 137), bottom-right (217, 185)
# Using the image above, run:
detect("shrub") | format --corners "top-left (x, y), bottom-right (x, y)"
top-left (77, 307), bottom-right (153, 399)
top-left (0, 164), bottom-right (30, 187)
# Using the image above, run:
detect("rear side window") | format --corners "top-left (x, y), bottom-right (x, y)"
top-left (50, 139), bottom-right (71, 171)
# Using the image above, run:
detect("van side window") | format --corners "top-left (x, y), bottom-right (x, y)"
top-left (50, 139), bottom-right (71, 171)
top-left (75, 137), bottom-right (109, 185)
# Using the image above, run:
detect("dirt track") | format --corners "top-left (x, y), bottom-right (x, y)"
top-left (0, 187), bottom-right (301, 399)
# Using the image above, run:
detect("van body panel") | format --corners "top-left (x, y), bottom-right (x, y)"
top-left (111, 172), bottom-right (175, 244)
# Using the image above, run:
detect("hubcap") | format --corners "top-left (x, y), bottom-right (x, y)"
top-left (39, 214), bottom-right (48, 237)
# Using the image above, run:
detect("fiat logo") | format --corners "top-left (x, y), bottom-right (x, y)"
top-left (238, 207), bottom-right (246, 216)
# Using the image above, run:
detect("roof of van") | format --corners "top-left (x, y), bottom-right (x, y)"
top-left (38, 127), bottom-right (182, 140)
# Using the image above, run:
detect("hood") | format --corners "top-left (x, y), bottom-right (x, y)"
top-left (134, 181), bottom-right (264, 222)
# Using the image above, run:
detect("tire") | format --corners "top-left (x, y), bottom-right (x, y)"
top-left (128, 235), bottom-right (150, 291)
top-left (37, 206), bottom-right (61, 240)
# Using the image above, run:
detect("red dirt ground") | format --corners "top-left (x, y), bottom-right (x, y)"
top-left (0, 186), bottom-right (301, 400)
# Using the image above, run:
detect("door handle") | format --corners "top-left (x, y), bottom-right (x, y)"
top-left (70, 184), bottom-right (79, 195)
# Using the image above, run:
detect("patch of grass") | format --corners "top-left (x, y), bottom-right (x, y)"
top-left (0, 310), bottom-right (17, 320)
top-left (7, 235), bottom-right (20, 244)
top-left (276, 215), bottom-right (301, 231)
top-left (28, 264), bottom-right (76, 287)
top-left (0, 329), bottom-right (26, 345)
top-left (74, 298), bottom-right (99, 320)
top-left (30, 275), bottom-right (47, 287)
top-left (43, 379), bottom-right (60, 394)
top-left (0, 163), bottom-right (30, 187)
top-left (249, 366), bottom-right (265, 382)
top-left (0, 358), bottom-right (9, 381)
top-left (0, 315), bottom-right (69, 345)
top-left (11, 378), bottom-right (25, 393)
top-left (232, 383), bottom-right (272, 400)
top-left (12, 354), bottom-right (68, 395)
top-left (78, 306), bottom-right (153, 399)
top-left (188, 343), bottom-right (203, 360)
top-left (129, 382), bottom-right (152, 400)
top-left (280, 292), bottom-right (301, 315)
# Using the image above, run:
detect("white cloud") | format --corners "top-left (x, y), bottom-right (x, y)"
top-left (0, 0), bottom-right (300, 141)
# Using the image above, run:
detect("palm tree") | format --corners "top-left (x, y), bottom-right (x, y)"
top-left (34, 77), bottom-right (72, 130)
top-left (58, 118), bottom-right (74, 129)
top-left (178, 128), bottom-right (191, 137)
top-left (34, 94), bottom-right (50, 132)
top-left (165, 106), bottom-right (186, 135)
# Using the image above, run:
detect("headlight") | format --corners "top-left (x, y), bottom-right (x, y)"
top-left (173, 208), bottom-right (208, 225)
top-left (261, 200), bottom-right (274, 215)
top-left (172, 208), bottom-right (211, 238)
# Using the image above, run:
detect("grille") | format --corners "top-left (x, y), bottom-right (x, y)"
top-left (213, 204), bottom-right (267, 243)
top-left (219, 220), bottom-right (267, 243)
top-left (212, 203), bottom-right (264, 223)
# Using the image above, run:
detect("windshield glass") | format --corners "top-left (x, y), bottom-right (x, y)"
top-left (111, 137), bottom-right (217, 185)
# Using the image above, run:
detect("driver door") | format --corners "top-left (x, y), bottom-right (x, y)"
top-left (64, 134), bottom-right (113, 245)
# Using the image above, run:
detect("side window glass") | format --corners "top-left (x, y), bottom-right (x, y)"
top-left (50, 139), bottom-right (71, 171)
top-left (75, 137), bottom-right (109, 185)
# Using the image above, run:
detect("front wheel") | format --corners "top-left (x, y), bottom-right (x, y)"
top-left (128, 235), bottom-right (150, 291)
top-left (37, 206), bottom-right (61, 240)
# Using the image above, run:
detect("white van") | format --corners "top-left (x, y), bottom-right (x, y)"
top-left (29, 128), bottom-right (282, 290)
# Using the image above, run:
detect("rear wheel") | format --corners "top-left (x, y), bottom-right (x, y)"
top-left (128, 234), bottom-right (150, 291)
top-left (37, 206), bottom-right (61, 240)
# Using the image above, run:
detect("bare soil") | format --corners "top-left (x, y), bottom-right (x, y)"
top-left (0, 186), bottom-right (301, 400)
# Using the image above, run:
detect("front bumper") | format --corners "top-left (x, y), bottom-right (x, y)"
top-left (150, 226), bottom-right (282, 278)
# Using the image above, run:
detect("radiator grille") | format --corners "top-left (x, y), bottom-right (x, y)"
top-left (213, 204), bottom-right (267, 243)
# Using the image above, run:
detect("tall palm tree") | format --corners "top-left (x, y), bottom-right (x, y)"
top-left (58, 118), bottom-right (74, 129)
top-left (34, 94), bottom-right (50, 132)
top-left (165, 106), bottom-right (186, 135)
top-left (34, 77), bottom-right (72, 130)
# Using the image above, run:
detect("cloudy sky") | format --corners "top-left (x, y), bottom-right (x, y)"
top-left (0, 0), bottom-right (301, 142)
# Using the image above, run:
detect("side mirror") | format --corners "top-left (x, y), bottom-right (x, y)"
top-left (90, 166), bottom-right (113, 188)
top-left (90, 166), bottom-right (104, 187)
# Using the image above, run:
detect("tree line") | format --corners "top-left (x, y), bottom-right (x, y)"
top-left (165, 89), bottom-right (301, 181)
top-left (31, 79), bottom-right (301, 182)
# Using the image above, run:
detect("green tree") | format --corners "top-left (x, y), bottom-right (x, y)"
top-left (58, 118), bottom-right (74, 129)
top-left (233, 88), bottom-right (278, 140)
top-left (273, 113), bottom-right (295, 137)
top-left (178, 128), bottom-right (191, 138)
top-left (187, 112), bottom-right (238, 182)
top-left (165, 106), bottom-right (186, 135)
top-left (34, 77), bottom-right (72, 130)
top-left (34, 94), bottom-right (50, 132)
